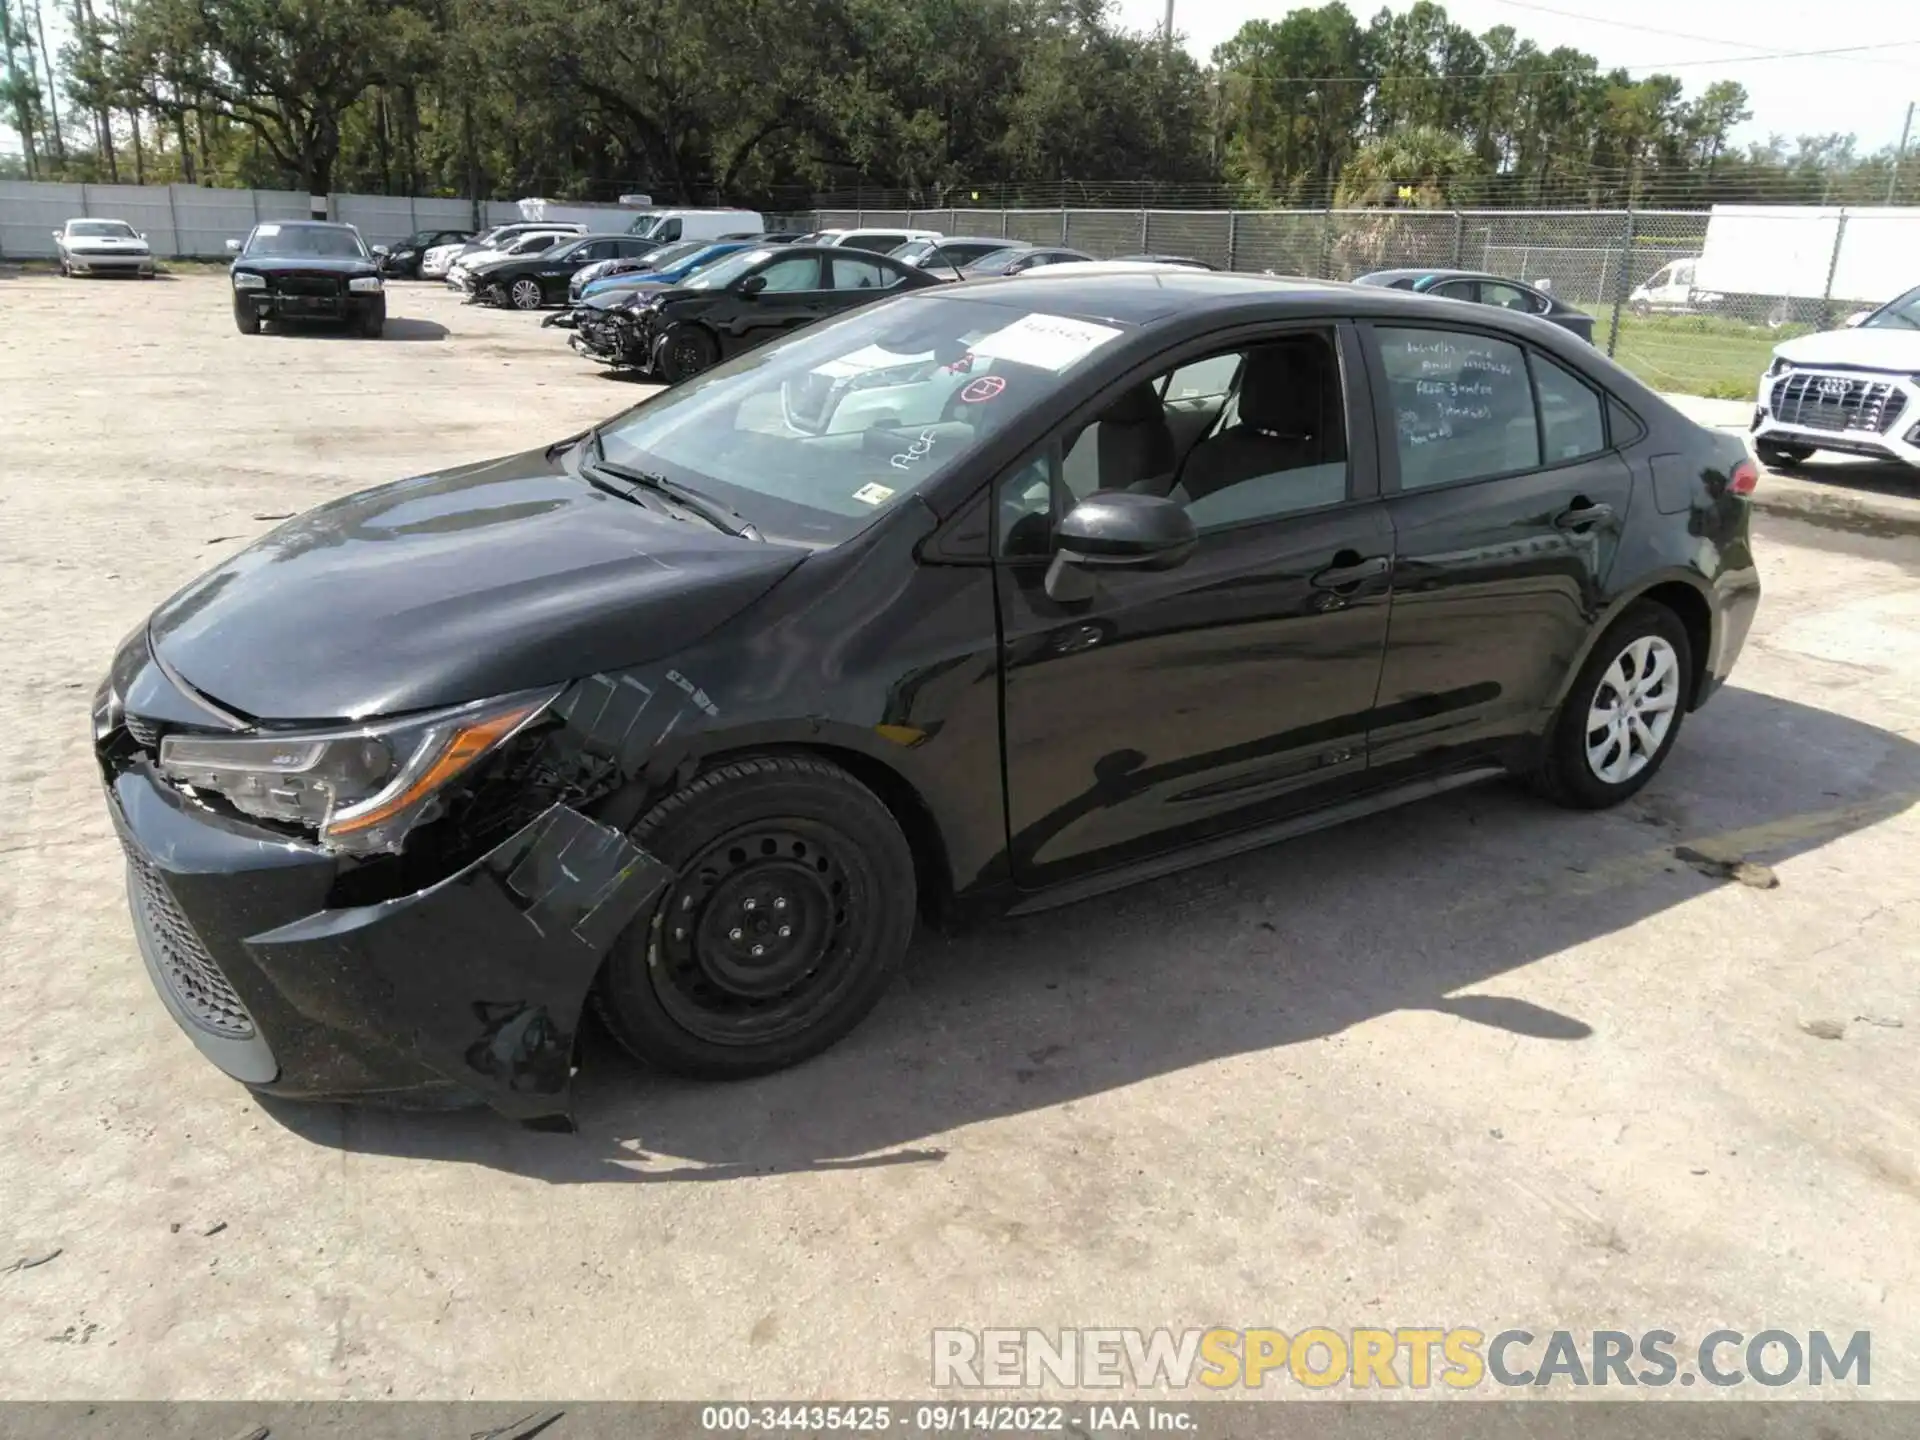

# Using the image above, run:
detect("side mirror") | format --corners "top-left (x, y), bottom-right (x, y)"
top-left (139, 231), bottom-right (148, 241)
top-left (372, 243), bottom-right (390, 256)
top-left (1843, 310), bottom-right (1870, 328)
top-left (737, 274), bottom-right (767, 296)
top-left (225, 238), bottom-right (241, 254)
top-left (51, 229), bottom-right (61, 240)
top-left (1044, 492), bottom-right (1196, 602)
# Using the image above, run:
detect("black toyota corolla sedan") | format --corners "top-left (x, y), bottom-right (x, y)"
top-left (96, 271), bottom-right (1760, 1124)
top-left (227, 220), bottom-right (386, 336)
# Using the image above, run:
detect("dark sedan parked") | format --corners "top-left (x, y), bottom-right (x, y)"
top-left (890, 236), bottom-right (1028, 275)
top-left (226, 221), bottom-right (386, 337)
top-left (377, 228), bottom-right (474, 278)
top-left (471, 233), bottom-right (665, 310)
top-left (1355, 268), bottom-right (1596, 343)
top-left (98, 271), bottom-right (1759, 1123)
top-left (571, 243), bottom-right (943, 381)
top-left (960, 245), bottom-right (1094, 277)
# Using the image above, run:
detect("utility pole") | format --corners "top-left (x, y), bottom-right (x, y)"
top-left (1163, 0), bottom-right (1174, 50)
top-left (1891, 101), bottom-right (1915, 205)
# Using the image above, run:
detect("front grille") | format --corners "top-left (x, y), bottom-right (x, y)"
top-left (1770, 374), bottom-right (1906, 434)
top-left (122, 839), bottom-right (255, 1038)
top-left (272, 273), bottom-right (343, 298)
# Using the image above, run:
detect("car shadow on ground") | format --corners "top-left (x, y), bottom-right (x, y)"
top-left (1780, 457), bottom-right (1919, 502)
top-left (260, 316), bottom-right (449, 342)
top-left (262, 684), bottom-right (1920, 1181)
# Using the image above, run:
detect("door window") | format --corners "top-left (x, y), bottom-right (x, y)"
top-left (1531, 354), bottom-right (1607, 463)
top-left (829, 255), bottom-right (901, 290)
top-left (997, 328), bottom-right (1350, 551)
top-left (1479, 281), bottom-right (1540, 313)
top-left (1376, 327), bottom-right (1539, 489)
top-left (1431, 279), bottom-right (1477, 301)
top-left (753, 255), bottom-right (825, 292)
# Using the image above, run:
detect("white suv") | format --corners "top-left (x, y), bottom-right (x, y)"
top-left (1753, 283), bottom-right (1920, 471)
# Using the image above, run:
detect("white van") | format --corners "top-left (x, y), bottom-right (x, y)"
top-left (624, 209), bottom-right (766, 243)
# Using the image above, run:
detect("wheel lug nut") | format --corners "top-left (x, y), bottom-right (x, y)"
top-left (750, 944), bottom-right (765, 957)
top-left (778, 925), bottom-right (791, 938)
top-left (743, 899), bottom-right (757, 911)
top-left (675, 927), bottom-right (686, 939)
top-left (729, 928), bottom-right (743, 941)
top-left (773, 897), bottom-right (788, 911)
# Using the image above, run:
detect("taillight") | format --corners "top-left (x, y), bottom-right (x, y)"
top-left (1728, 459), bottom-right (1759, 497)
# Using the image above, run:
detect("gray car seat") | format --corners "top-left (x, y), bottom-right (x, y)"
top-left (1175, 342), bottom-right (1327, 505)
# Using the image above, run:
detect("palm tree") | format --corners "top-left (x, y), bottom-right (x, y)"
top-left (1336, 125), bottom-right (1480, 207)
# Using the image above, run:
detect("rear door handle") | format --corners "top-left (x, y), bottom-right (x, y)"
top-left (1310, 554), bottom-right (1391, 591)
top-left (1554, 499), bottom-right (1615, 531)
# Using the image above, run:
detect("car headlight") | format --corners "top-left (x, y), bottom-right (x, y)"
top-left (232, 272), bottom-right (266, 291)
top-left (1767, 356), bottom-right (1790, 377)
top-left (348, 275), bottom-right (383, 293)
top-left (156, 687), bottom-right (557, 854)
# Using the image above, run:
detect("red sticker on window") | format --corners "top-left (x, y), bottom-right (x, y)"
top-left (960, 375), bottom-right (1006, 403)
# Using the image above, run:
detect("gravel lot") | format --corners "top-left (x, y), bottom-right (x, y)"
top-left (2, 271), bottom-right (1917, 1400)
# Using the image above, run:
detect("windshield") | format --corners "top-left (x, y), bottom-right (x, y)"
top-left (962, 248), bottom-right (1023, 275)
top-left (629, 215), bottom-right (677, 240)
top-left (596, 294), bottom-right (1132, 544)
top-left (244, 224), bottom-right (369, 260)
top-left (891, 239), bottom-right (937, 264)
top-left (630, 240), bottom-right (706, 272)
top-left (681, 248), bottom-right (774, 290)
top-left (69, 220), bottom-right (136, 238)
top-left (1862, 285), bottom-right (1920, 331)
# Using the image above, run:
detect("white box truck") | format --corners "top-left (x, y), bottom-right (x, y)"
top-left (1630, 204), bottom-right (1920, 327)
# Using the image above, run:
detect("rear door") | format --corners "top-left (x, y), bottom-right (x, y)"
top-left (825, 253), bottom-right (917, 314)
top-left (1362, 322), bottom-right (1635, 778)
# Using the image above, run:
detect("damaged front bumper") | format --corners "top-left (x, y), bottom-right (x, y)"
top-left (568, 313), bottom-right (653, 368)
top-left (103, 757), bottom-right (668, 1125)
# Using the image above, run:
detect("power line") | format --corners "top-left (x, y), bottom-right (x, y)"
top-left (1216, 38), bottom-right (1920, 88)
top-left (1486, 0), bottom-right (1911, 66)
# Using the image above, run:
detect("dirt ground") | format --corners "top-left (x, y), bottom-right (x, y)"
top-left (2, 271), bottom-right (1917, 1401)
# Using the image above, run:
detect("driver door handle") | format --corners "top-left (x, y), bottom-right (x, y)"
top-left (1310, 553), bottom-right (1390, 591)
top-left (1554, 499), bottom-right (1615, 531)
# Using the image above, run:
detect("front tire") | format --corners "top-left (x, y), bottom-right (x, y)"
top-left (233, 304), bottom-right (261, 335)
top-left (656, 323), bottom-right (719, 383)
top-left (1756, 440), bottom-right (1813, 468)
top-left (509, 278), bottom-right (544, 310)
top-left (1532, 602), bottom-right (1693, 810)
top-left (594, 755), bottom-right (917, 1079)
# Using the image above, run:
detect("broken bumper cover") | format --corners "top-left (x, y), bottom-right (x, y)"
top-left (569, 314), bottom-right (651, 366)
top-left (105, 765), bottom-right (668, 1122)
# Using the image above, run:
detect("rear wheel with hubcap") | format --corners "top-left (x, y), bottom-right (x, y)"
top-left (1532, 601), bottom-right (1693, 809)
top-left (510, 278), bottom-right (544, 310)
top-left (594, 755), bottom-right (917, 1078)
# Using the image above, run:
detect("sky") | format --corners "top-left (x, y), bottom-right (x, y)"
top-left (1118, 0), bottom-right (1918, 152)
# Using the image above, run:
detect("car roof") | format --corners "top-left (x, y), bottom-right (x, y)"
top-left (258, 220), bottom-right (358, 232)
top-left (1360, 267), bottom-right (1535, 287)
top-left (945, 268), bottom-right (1583, 333)
top-left (919, 235), bottom-right (1019, 246)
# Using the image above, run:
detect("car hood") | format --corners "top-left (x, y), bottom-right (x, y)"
top-left (232, 255), bottom-right (378, 277)
top-left (584, 274), bottom-right (675, 298)
top-left (1774, 327), bottom-right (1920, 372)
top-left (584, 283), bottom-right (669, 311)
top-left (147, 449), bottom-right (805, 723)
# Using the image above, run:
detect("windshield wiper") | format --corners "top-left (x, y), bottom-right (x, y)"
top-left (582, 428), bottom-right (760, 540)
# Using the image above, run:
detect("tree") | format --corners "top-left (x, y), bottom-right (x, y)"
top-left (1336, 124), bottom-right (1479, 207)
top-left (118, 0), bottom-right (435, 194)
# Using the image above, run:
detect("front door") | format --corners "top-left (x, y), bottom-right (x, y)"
top-left (724, 252), bottom-right (832, 352)
top-left (995, 324), bottom-right (1396, 891)
top-left (1363, 322), bottom-right (1635, 776)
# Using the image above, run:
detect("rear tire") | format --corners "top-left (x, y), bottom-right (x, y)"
top-left (593, 755), bottom-right (917, 1080)
top-left (1531, 601), bottom-right (1693, 810)
top-left (1756, 440), bottom-right (1813, 468)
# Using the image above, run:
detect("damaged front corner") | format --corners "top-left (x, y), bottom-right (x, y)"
top-left (247, 804), bottom-right (669, 1123)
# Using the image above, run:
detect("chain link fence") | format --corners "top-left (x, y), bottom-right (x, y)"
top-left (7, 177), bottom-right (1916, 397)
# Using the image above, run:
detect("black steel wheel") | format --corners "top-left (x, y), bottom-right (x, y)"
top-left (594, 755), bottom-right (917, 1078)
top-left (656, 323), bottom-right (719, 384)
